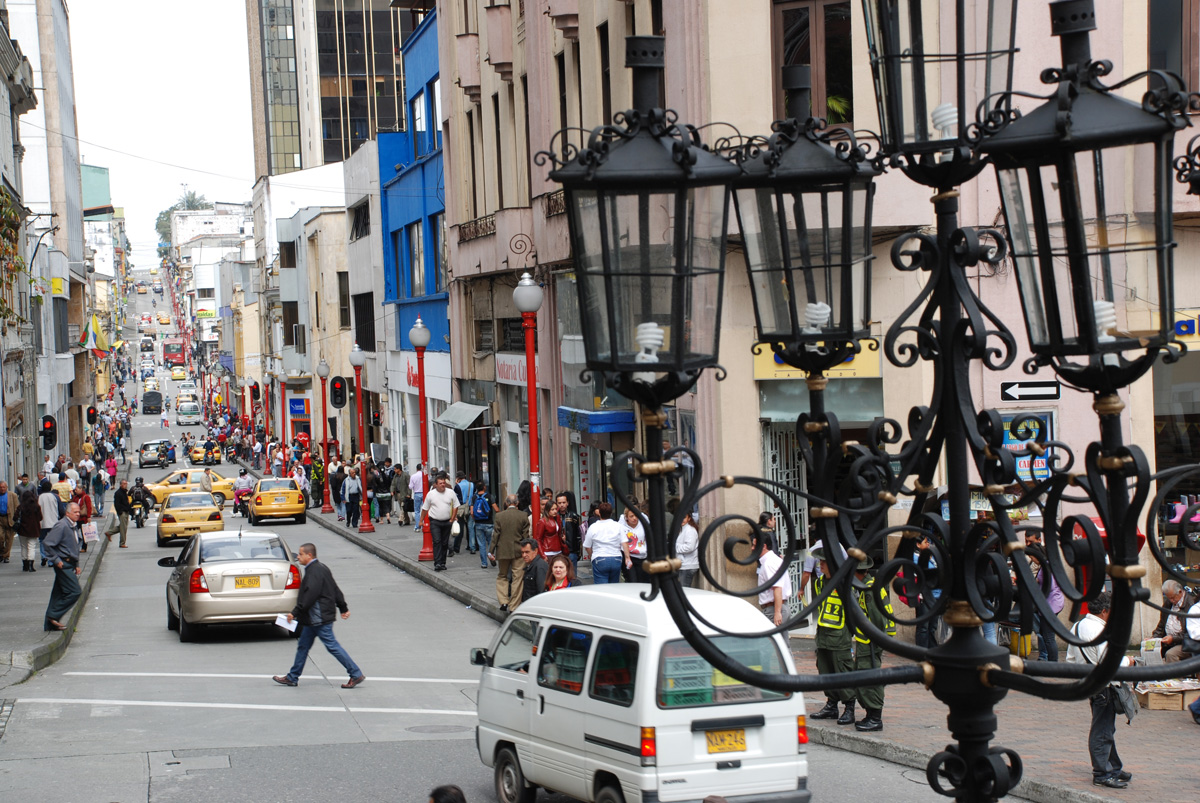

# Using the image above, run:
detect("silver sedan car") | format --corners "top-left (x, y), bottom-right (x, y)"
top-left (157, 530), bottom-right (302, 642)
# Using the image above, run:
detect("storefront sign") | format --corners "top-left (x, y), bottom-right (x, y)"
top-left (752, 340), bottom-right (881, 381)
top-left (51, 278), bottom-right (65, 296)
top-left (495, 352), bottom-right (540, 386)
top-left (1001, 411), bottom-right (1054, 483)
top-left (289, 398), bottom-right (309, 417)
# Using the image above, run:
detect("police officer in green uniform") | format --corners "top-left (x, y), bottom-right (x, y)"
top-left (852, 554), bottom-right (895, 732)
top-left (809, 547), bottom-right (856, 724)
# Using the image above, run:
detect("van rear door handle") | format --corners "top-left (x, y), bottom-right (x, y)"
top-left (516, 689), bottom-right (524, 699)
top-left (539, 696), bottom-right (545, 715)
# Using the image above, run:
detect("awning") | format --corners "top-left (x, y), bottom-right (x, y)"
top-left (433, 401), bottom-right (488, 431)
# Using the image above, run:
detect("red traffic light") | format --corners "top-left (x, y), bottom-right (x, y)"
top-left (86, 406), bottom-right (98, 424)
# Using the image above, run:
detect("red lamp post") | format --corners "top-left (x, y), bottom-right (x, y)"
top-left (316, 358), bottom-right (334, 514)
top-left (348, 343), bottom-right (374, 534)
top-left (263, 371), bottom-right (273, 440)
top-left (513, 273), bottom-right (544, 526)
top-left (279, 372), bottom-right (288, 443)
top-left (409, 318), bottom-right (433, 561)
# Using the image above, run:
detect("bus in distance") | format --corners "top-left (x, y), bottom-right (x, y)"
top-left (163, 337), bottom-right (186, 367)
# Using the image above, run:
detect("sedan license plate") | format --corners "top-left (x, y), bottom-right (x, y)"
top-left (705, 729), bottom-right (745, 754)
top-left (274, 496), bottom-right (286, 503)
top-left (234, 576), bottom-right (261, 589)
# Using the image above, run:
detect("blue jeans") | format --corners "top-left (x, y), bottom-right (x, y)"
top-left (412, 493), bottom-right (423, 529)
top-left (592, 556), bottom-right (623, 584)
top-left (981, 621), bottom-right (997, 645)
top-left (472, 522), bottom-right (493, 566)
top-left (335, 499), bottom-right (345, 518)
top-left (287, 621), bottom-right (362, 682)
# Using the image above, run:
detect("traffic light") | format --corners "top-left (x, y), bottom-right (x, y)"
top-left (41, 415), bottom-right (57, 450)
top-left (371, 410), bottom-right (381, 427)
top-left (86, 406), bottom-right (98, 425)
top-left (250, 382), bottom-right (260, 401)
top-left (330, 376), bottom-right (348, 409)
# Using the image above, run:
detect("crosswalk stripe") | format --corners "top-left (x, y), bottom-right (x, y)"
top-left (64, 672), bottom-right (480, 684)
top-left (16, 697), bottom-right (477, 716)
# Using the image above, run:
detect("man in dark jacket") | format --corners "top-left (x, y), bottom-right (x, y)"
top-left (273, 543), bottom-right (365, 688)
top-left (43, 502), bottom-right (82, 631)
top-left (105, 480), bottom-right (133, 547)
top-left (519, 538), bottom-right (548, 610)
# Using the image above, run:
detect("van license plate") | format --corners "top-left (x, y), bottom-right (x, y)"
top-left (235, 576), bottom-right (260, 589)
top-left (705, 729), bottom-right (745, 754)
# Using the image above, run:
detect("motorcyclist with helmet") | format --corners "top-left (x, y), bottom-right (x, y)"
top-left (130, 477), bottom-right (153, 528)
top-left (233, 469), bottom-right (255, 516)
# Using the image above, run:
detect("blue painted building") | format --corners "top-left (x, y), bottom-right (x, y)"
top-left (380, 9), bottom-right (457, 475)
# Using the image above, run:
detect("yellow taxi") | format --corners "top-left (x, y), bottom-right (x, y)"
top-left (147, 469), bottom-right (235, 508)
top-left (150, 267), bottom-right (158, 275)
top-left (170, 367), bottom-right (187, 381)
top-left (247, 478), bottom-right (307, 526)
top-left (156, 492), bottom-right (223, 548)
top-left (158, 313), bottom-right (171, 325)
top-left (137, 285), bottom-right (148, 294)
top-left (177, 392), bottom-right (197, 405)
top-left (189, 443), bottom-right (222, 465)
top-left (144, 379), bottom-right (160, 392)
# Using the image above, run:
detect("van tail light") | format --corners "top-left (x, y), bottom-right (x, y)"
top-left (797, 715), bottom-right (808, 749)
top-left (208, 512), bottom-right (221, 521)
top-left (161, 514), bottom-right (176, 523)
top-left (189, 569), bottom-right (209, 594)
top-left (640, 726), bottom-right (657, 766)
top-left (286, 564), bottom-right (301, 589)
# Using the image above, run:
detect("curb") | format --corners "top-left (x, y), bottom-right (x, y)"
top-left (6, 510), bottom-right (113, 678)
top-left (234, 458), bottom-right (506, 625)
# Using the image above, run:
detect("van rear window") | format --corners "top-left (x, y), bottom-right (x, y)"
top-left (657, 636), bottom-right (790, 708)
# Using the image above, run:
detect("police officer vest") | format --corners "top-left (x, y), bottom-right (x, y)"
top-left (814, 576), bottom-right (846, 630)
top-left (855, 578), bottom-right (897, 644)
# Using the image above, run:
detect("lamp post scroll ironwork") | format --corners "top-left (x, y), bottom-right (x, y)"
top-left (543, 7), bottom-right (1200, 801)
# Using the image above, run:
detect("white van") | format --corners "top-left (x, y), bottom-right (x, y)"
top-left (176, 402), bottom-right (202, 426)
top-left (471, 585), bottom-right (810, 803)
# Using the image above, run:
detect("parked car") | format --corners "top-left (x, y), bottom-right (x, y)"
top-left (157, 530), bottom-right (302, 642)
top-left (471, 585), bottom-right (810, 803)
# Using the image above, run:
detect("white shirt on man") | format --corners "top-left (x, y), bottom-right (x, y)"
top-left (584, 518), bottom-right (626, 559)
top-left (757, 550), bottom-right (791, 607)
top-left (421, 487), bottom-right (458, 522)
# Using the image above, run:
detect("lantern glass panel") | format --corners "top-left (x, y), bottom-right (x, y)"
top-left (570, 185), bottom-right (728, 371)
top-left (999, 142), bottom-right (1165, 354)
top-left (736, 183), bottom-right (871, 343)
top-left (862, 0), bottom-right (1016, 152)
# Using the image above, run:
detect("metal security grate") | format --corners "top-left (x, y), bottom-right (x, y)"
top-left (762, 422), bottom-right (810, 629)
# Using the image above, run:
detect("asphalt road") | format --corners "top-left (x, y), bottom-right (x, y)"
top-left (0, 287), bottom-right (1019, 802)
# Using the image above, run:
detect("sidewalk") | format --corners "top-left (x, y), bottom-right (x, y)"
top-left (0, 457), bottom-right (133, 689)
top-left (241, 461), bottom-right (1196, 803)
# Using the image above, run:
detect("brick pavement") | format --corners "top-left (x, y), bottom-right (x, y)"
top-left (243, 460), bottom-right (1200, 803)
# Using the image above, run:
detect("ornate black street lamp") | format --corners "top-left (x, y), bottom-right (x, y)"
top-left (540, 36), bottom-right (740, 410)
top-left (543, 5), bottom-right (1200, 801)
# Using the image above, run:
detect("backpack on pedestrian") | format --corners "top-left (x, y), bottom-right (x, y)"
top-left (472, 492), bottom-right (492, 521)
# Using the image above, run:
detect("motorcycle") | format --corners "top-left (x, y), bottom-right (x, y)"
top-left (133, 501), bottom-right (148, 528)
top-left (203, 448), bottom-right (216, 466)
top-left (233, 488), bottom-right (251, 518)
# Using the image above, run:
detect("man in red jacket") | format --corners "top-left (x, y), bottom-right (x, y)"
top-left (273, 542), bottom-right (365, 688)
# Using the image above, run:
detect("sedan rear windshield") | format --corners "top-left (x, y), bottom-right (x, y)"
top-left (200, 535), bottom-right (289, 563)
top-left (166, 493), bottom-right (215, 509)
top-left (259, 479), bottom-right (298, 492)
top-left (657, 636), bottom-right (791, 709)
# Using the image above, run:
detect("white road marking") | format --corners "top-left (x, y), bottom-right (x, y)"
top-left (64, 671), bottom-right (480, 684)
top-left (17, 698), bottom-right (477, 716)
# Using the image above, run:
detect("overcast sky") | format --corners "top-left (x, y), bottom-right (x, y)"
top-left (71, 0), bottom-right (255, 270)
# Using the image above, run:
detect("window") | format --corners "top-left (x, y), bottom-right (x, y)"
top-left (337, 272), bottom-right (351, 329)
top-left (352, 79), bottom-right (368, 96)
top-left (599, 23), bottom-right (612, 124)
top-left (657, 636), bottom-right (791, 709)
top-left (493, 93), bottom-right (505, 209)
top-left (349, 203), bottom-right (371, 241)
top-left (1149, 0), bottom-right (1199, 87)
top-left (590, 637), bottom-right (638, 706)
top-left (556, 52), bottom-right (568, 153)
top-left (433, 78), bottom-right (442, 133)
top-left (467, 109), bottom-right (479, 219)
top-left (197, 288), bottom-right (215, 299)
top-left (392, 229), bottom-right (405, 298)
top-left (411, 89), bottom-right (426, 158)
top-left (53, 297), bottom-right (68, 354)
top-left (431, 213), bottom-right (446, 292)
top-left (280, 241), bottom-right (296, 268)
top-left (538, 626), bottom-right (593, 694)
top-left (351, 117), bottom-right (369, 140)
top-left (409, 221), bottom-right (425, 296)
top-left (282, 301), bottom-right (299, 346)
top-left (432, 398), bottom-right (450, 469)
top-left (773, 0), bottom-right (854, 123)
top-left (491, 618), bottom-right (539, 672)
top-left (352, 292), bottom-right (376, 351)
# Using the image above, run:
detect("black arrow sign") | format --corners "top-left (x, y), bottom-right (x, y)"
top-left (1000, 381), bottom-right (1061, 402)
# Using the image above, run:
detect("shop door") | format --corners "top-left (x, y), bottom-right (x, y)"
top-left (763, 422), bottom-right (811, 633)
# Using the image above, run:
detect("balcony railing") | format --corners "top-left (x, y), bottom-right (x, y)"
top-left (546, 189), bottom-right (567, 218)
top-left (458, 213), bottom-right (496, 243)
